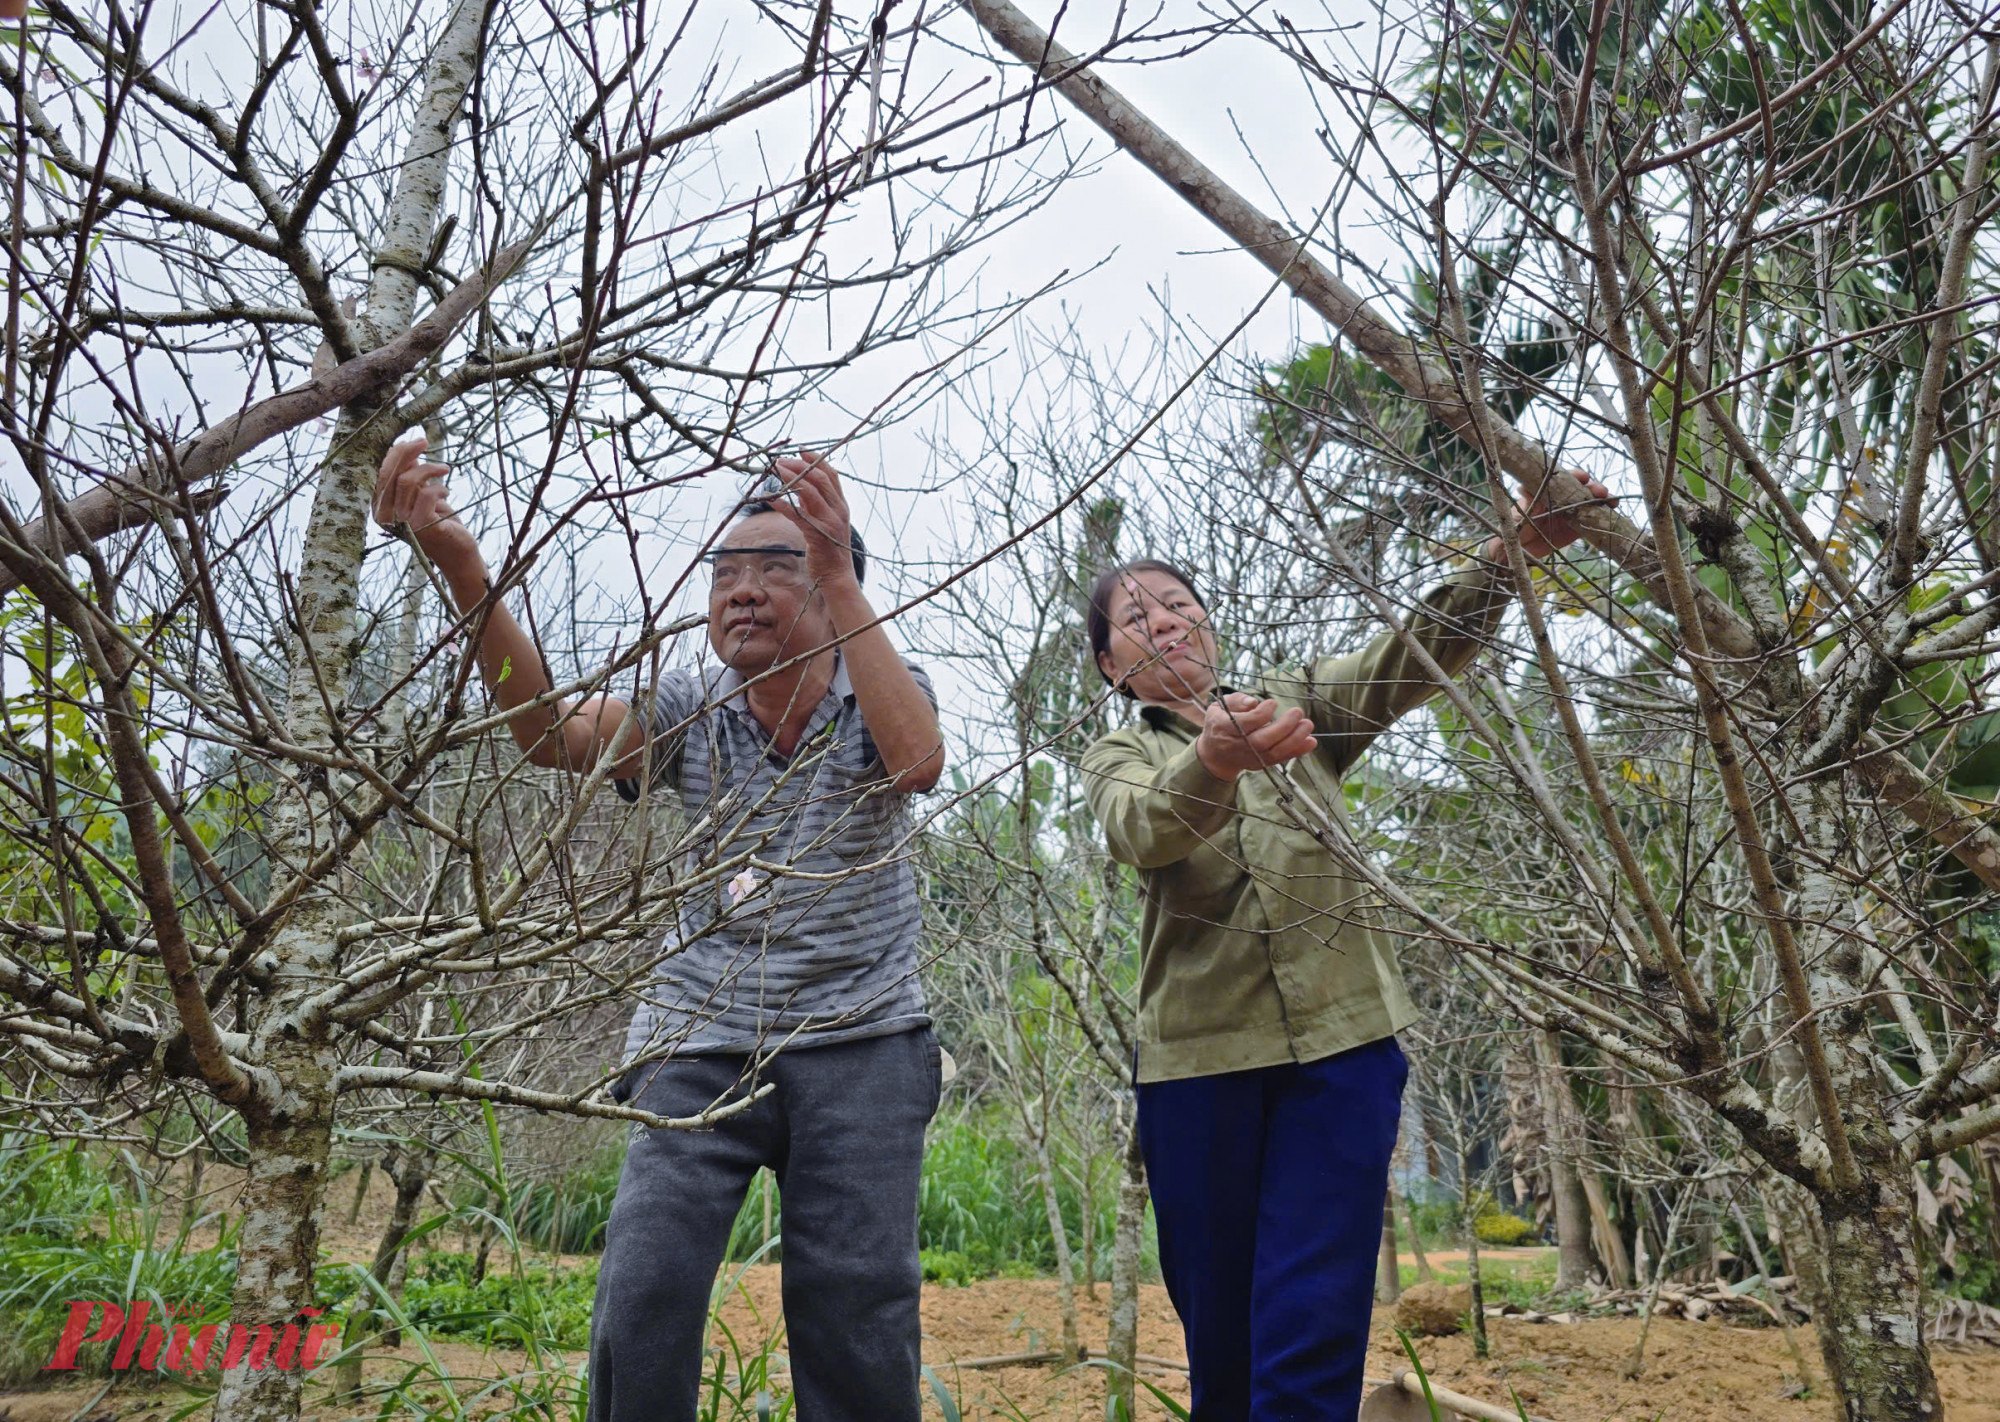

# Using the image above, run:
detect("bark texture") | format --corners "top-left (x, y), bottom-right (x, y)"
top-left (1815, 1175), bottom-right (1942, 1421)
top-left (1106, 1120), bottom-right (1147, 1419)
top-left (1536, 1030), bottom-right (1598, 1290)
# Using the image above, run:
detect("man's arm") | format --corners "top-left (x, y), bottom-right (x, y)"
top-left (373, 436), bottom-right (644, 775)
top-left (771, 453), bottom-right (945, 793)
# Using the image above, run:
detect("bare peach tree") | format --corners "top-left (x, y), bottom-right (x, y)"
top-left (0, 1), bottom-right (1068, 1417)
top-left (961, 0), bottom-right (2000, 1414)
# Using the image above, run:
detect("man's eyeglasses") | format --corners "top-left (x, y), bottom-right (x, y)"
top-left (705, 546), bottom-right (809, 591)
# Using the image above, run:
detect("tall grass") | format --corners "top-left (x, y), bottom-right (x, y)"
top-left (508, 1148), bottom-right (624, 1255)
top-left (919, 1112), bottom-right (1153, 1280)
top-left (0, 1133), bottom-right (238, 1386)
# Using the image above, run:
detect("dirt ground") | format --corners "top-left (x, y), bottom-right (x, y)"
top-left (8, 1266), bottom-right (2000, 1422)
top-left (6, 1173), bottom-right (1993, 1419)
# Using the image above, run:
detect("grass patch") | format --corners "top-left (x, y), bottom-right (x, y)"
top-left (1398, 1248), bottom-right (1565, 1309)
top-left (0, 1134), bottom-right (237, 1387)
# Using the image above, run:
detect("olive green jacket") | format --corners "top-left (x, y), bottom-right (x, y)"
top-left (1081, 568), bottom-right (1510, 1083)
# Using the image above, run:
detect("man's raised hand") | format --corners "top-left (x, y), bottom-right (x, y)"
top-left (770, 451), bottom-right (858, 590)
top-left (373, 435), bottom-right (477, 570)
top-left (1195, 692), bottom-right (1318, 782)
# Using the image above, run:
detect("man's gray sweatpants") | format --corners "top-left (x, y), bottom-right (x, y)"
top-left (587, 1027), bottom-right (942, 1422)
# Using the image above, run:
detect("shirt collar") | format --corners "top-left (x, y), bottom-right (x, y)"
top-left (710, 653), bottom-right (853, 711)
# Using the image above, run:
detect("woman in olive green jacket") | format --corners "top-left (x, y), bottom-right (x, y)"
top-left (1081, 470), bottom-right (1609, 1421)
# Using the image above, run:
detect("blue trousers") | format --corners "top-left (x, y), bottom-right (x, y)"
top-left (1137, 1036), bottom-right (1407, 1422)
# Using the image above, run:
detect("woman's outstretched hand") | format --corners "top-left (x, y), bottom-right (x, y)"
top-left (1491, 467), bottom-right (1615, 562)
top-left (1195, 692), bottom-right (1318, 782)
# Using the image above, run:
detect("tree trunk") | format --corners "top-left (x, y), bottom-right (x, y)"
top-left (1030, 1123), bottom-right (1082, 1366)
top-left (374, 1149), bottom-right (432, 1348)
top-left (1375, 1187), bottom-right (1401, 1304)
top-left (180, 1146), bottom-right (205, 1235)
top-left (1106, 1116), bottom-right (1148, 1421)
top-left (1581, 1170), bottom-right (1632, 1288)
top-left (213, 1097), bottom-right (337, 1422)
top-left (1534, 1030), bottom-right (1598, 1290)
top-left (1625, 1183), bottom-right (1691, 1380)
top-left (346, 1161), bottom-right (374, 1225)
top-left (1459, 1148), bottom-right (1487, 1360)
top-left (1812, 1166), bottom-right (1942, 1421)
top-left (1077, 1155), bottom-right (1099, 1301)
top-left (1394, 1180), bottom-right (1433, 1283)
top-left (333, 1145), bottom-right (433, 1400)
top-left (385, 1244), bottom-right (413, 1338)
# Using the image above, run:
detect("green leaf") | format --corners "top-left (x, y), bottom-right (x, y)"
top-left (920, 1363), bottom-right (964, 1422)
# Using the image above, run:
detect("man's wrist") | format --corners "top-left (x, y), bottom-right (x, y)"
top-left (820, 574), bottom-right (873, 631)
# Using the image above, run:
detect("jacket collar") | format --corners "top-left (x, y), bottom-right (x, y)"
top-left (1137, 686), bottom-right (1232, 734)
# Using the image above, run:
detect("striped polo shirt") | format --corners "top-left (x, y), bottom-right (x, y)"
top-left (612, 655), bottom-right (932, 1062)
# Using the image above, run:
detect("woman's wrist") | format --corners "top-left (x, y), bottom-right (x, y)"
top-left (1485, 534), bottom-right (1548, 566)
top-left (1194, 732), bottom-right (1239, 783)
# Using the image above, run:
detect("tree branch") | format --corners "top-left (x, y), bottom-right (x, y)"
top-left (961, 0), bottom-right (1757, 662)
top-left (0, 239), bottom-right (528, 596)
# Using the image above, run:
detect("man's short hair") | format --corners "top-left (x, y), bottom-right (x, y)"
top-left (736, 501), bottom-right (867, 585)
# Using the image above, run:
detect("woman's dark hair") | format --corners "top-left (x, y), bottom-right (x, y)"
top-left (1086, 559), bottom-right (1203, 695)
top-left (736, 501), bottom-right (866, 585)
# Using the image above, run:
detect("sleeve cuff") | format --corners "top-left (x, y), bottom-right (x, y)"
top-left (1158, 739), bottom-right (1238, 832)
top-left (1436, 563), bottom-right (1513, 624)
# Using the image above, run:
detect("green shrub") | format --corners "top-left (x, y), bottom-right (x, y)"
top-left (0, 1228), bottom-right (239, 1385)
top-left (400, 1250), bottom-right (599, 1349)
top-left (920, 1248), bottom-right (984, 1287)
top-left (918, 1113), bottom-right (1158, 1280)
top-left (917, 1118), bottom-right (1059, 1271)
top-left (1403, 1188), bottom-right (1463, 1247)
top-left (1472, 1211), bottom-right (1538, 1247)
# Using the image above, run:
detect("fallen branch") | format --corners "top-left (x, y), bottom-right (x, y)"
top-left (948, 1346), bottom-right (1189, 1372)
top-left (1369, 1369), bottom-right (1555, 1422)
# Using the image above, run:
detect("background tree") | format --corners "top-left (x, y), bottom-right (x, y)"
top-left (966, 0), bottom-right (2000, 1412)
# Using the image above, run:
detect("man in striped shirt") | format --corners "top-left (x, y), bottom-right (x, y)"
top-left (374, 439), bottom-right (946, 1422)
